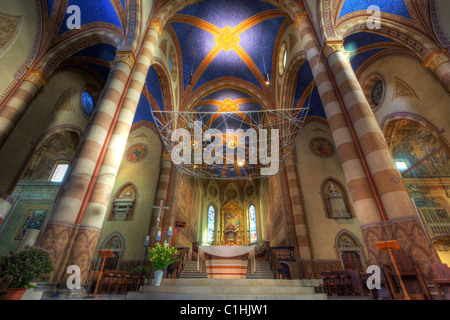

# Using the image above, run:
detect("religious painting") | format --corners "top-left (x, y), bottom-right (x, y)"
top-left (221, 200), bottom-right (243, 245)
top-left (15, 208), bottom-right (49, 240)
top-left (338, 234), bottom-right (358, 248)
top-left (310, 138), bottom-right (334, 157)
top-left (371, 80), bottom-right (384, 107)
top-left (126, 143), bottom-right (147, 163)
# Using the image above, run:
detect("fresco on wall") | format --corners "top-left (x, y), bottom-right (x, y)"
top-left (15, 208), bottom-right (49, 240)
top-left (389, 120), bottom-right (450, 178)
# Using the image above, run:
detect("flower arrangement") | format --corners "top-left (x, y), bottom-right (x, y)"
top-left (0, 246), bottom-right (54, 289)
top-left (148, 241), bottom-right (179, 270)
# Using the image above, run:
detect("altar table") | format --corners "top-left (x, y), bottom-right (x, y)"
top-left (197, 246), bottom-right (256, 279)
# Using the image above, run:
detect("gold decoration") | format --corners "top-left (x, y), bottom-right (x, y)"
top-left (112, 50), bottom-right (136, 69)
top-left (149, 19), bottom-right (163, 36)
top-left (322, 40), bottom-right (350, 62)
top-left (218, 98), bottom-right (239, 112)
top-left (214, 26), bottom-right (240, 52)
top-left (422, 49), bottom-right (449, 72)
top-left (294, 12), bottom-right (308, 29)
top-left (24, 69), bottom-right (48, 89)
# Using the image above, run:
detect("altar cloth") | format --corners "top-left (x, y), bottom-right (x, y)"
top-left (197, 246), bottom-right (256, 279)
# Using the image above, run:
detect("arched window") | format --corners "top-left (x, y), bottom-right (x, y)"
top-left (207, 205), bottom-right (215, 245)
top-left (248, 204), bottom-right (257, 244)
top-left (82, 91), bottom-right (95, 117)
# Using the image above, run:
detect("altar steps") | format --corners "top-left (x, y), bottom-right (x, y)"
top-left (128, 279), bottom-right (327, 300)
top-left (179, 260), bottom-right (274, 279)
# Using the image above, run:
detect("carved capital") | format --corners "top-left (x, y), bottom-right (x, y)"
top-left (294, 12), bottom-right (308, 29)
top-left (24, 69), bottom-right (48, 89)
top-left (422, 48), bottom-right (449, 72)
top-left (162, 151), bottom-right (172, 163)
top-left (112, 50), bottom-right (136, 69)
top-left (322, 40), bottom-right (350, 62)
top-left (149, 19), bottom-right (163, 36)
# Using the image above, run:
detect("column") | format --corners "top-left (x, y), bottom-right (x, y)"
top-left (37, 55), bottom-right (134, 284)
top-left (324, 39), bottom-right (441, 275)
top-left (149, 152), bottom-right (173, 247)
top-left (0, 70), bottom-right (48, 146)
top-left (61, 21), bottom-right (163, 284)
top-left (422, 49), bottom-right (450, 92)
top-left (285, 158), bottom-right (312, 260)
top-left (295, 13), bottom-right (386, 265)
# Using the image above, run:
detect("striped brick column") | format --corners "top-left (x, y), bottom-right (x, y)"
top-left (0, 70), bottom-right (48, 146)
top-left (285, 158), bottom-right (311, 260)
top-left (295, 13), bottom-right (388, 268)
top-left (149, 152), bottom-right (173, 247)
top-left (423, 49), bottom-right (450, 92)
top-left (62, 22), bottom-right (163, 284)
top-left (325, 40), bottom-right (441, 277)
top-left (37, 57), bottom-right (134, 284)
top-left (295, 13), bottom-right (382, 227)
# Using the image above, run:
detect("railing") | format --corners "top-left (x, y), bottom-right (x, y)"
top-left (166, 247), bottom-right (190, 279)
top-left (428, 223), bottom-right (450, 236)
top-left (271, 246), bottom-right (296, 261)
top-left (267, 246), bottom-right (284, 279)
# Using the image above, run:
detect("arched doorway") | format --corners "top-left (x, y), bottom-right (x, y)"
top-left (336, 232), bottom-right (366, 273)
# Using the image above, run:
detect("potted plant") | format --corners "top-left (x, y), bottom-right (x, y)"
top-left (0, 246), bottom-right (54, 300)
top-left (147, 241), bottom-right (179, 286)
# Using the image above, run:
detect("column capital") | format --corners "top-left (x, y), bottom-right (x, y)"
top-left (322, 40), bottom-right (350, 62)
top-left (162, 151), bottom-right (172, 163)
top-left (112, 50), bottom-right (137, 69)
top-left (149, 19), bottom-right (163, 36)
top-left (24, 69), bottom-right (48, 89)
top-left (294, 12), bottom-right (308, 29)
top-left (422, 48), bottom-right (449, 72)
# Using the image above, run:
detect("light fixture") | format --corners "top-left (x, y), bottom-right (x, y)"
top-left (237, 160), bottom-right (245, 167)
top-left (264, 73), bottom-right (270, 85)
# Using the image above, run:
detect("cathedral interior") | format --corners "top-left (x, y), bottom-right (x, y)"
top-left (0, 0), bottom-right (449, 300)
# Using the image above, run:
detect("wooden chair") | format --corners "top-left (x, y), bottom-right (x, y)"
top-left (320, 275), bottom-right (329, 295)
top-left (124, 274), bottom-right (135, 293)
top-left (328, 275), bottom-right (341, 296)
top-left (339, 274), bottom-right (352, 296)
top-left (431, 264), bottom-right (450, 300)
top-left (115, 273), bottom-right (127, 294)
top-left (101, 271), bottom-right (119, 294)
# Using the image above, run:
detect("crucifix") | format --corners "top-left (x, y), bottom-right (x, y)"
top-left (153, 200), bottom-right (169, 241)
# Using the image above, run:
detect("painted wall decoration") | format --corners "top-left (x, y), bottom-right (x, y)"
top-left (15, 208), bottom-right (49, 240)
top-left (338, 233), bottom-right (358, 248)
top-left (0, 12), bottom-right (22, 57)
top-left (22, 130), bottom-right (81, 181)
top-left (126, 143), bottom-right (147, 163)
top-left (310, 138), bottom-right (334, 157)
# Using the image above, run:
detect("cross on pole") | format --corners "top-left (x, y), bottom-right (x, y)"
top-left (153, 200), bottom-right (170, 238)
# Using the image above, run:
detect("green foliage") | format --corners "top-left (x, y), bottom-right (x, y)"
top-left (131, 265), bottom-right (153, 274)
top-left (147, 241), bottom-right (179, 271)
top-left (0, 246), bottom-right (54, 289)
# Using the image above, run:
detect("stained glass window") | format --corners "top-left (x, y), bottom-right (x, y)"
top-left (82, 91), bottom-right (95, 117)
top-left (207, 205), bottom-right (215, 245)
top-left (248, 204), bottom-right (257, 244)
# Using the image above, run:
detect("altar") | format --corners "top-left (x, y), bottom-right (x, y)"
top-left (197, 246), bottom-right (256, 279)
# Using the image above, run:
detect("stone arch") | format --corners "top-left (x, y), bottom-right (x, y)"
top-left (335, 230), bottom-right (366, 272)
top-left (36, 30), bottom-right (122, 78)
top-left (320, 177), bottom-right (354, 220)
top-left (152, 58), bottom-right (175, 112)
top-left (336, 19), bottom-right (437, 59)
top-left (99, 232), bottom-right (126, 271)
top-left (107, 182), bottom-right (139, 222)
top-left (280, 51), bottom-right (308, 110)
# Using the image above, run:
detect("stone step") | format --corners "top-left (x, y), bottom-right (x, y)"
top-left (180, 260), bottom-right (274, 279)
top-left (128, 279), bottom-right (327, 300)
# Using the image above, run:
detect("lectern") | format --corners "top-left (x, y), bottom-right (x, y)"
top-left (376, 240), bottom-right (411, 300)
top-left (92, 249), bottom-right (115, 298)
